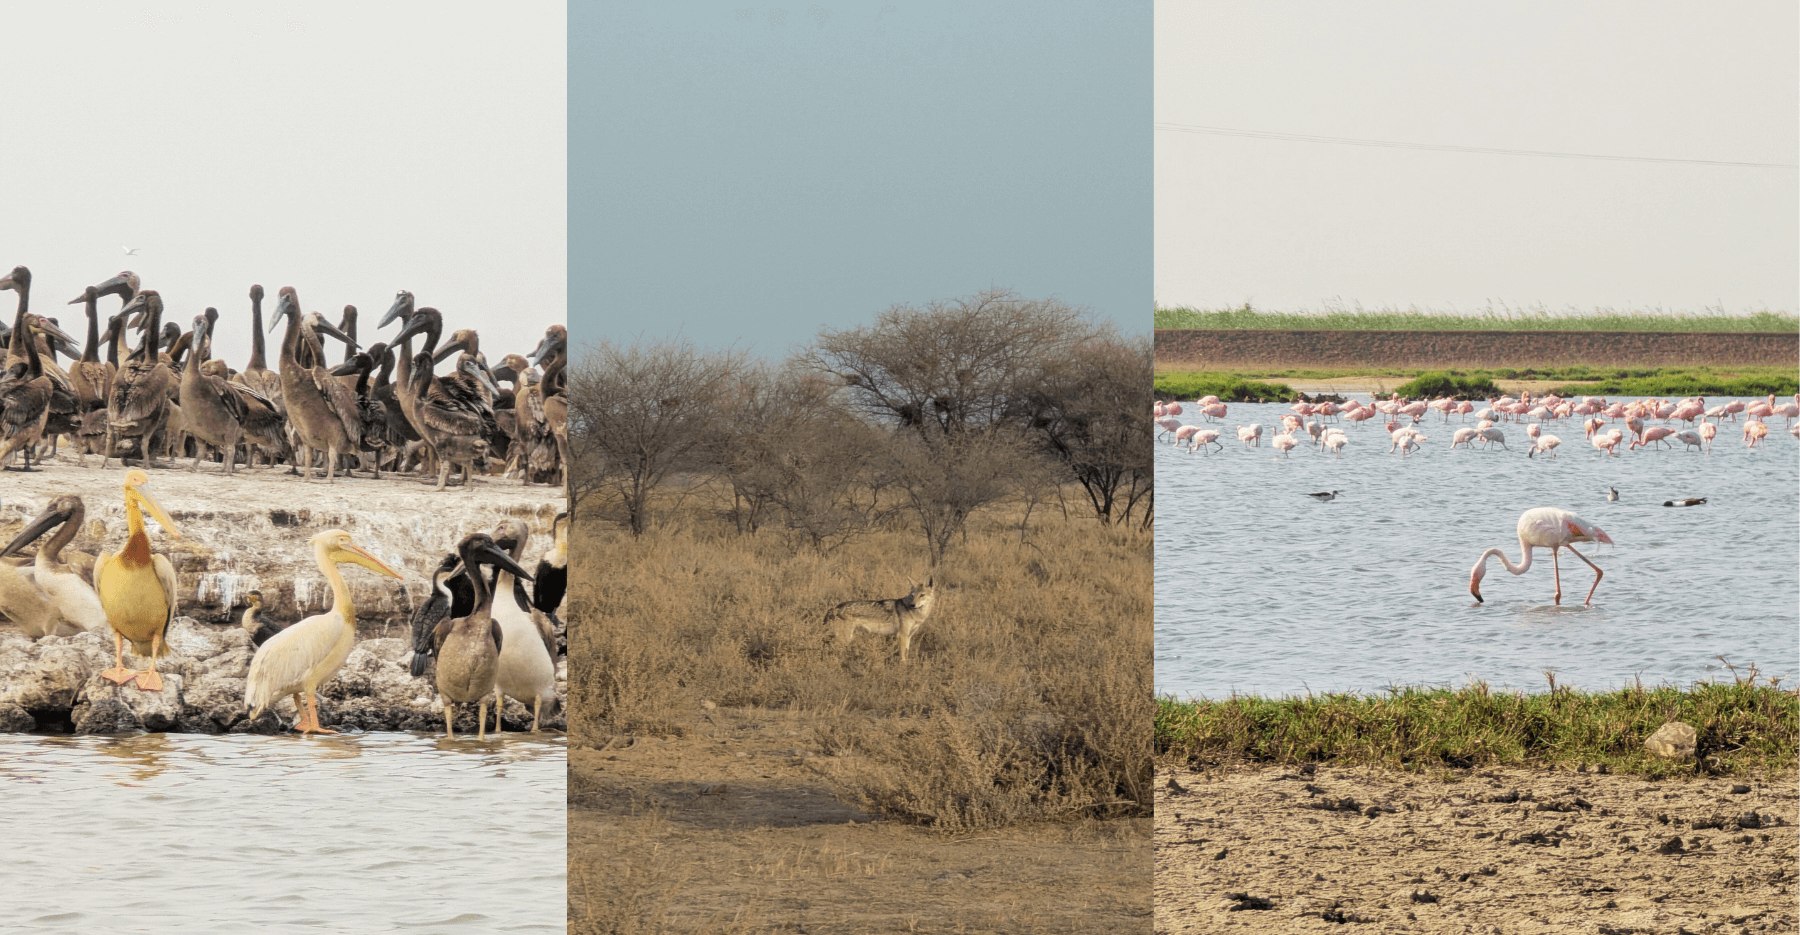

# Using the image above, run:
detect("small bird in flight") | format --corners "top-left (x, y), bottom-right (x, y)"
top-left (1305, 490), bottom-right (1339, 501)
top-left (122, 246), bottom-right (139, 255)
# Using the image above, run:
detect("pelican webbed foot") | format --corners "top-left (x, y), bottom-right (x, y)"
top-left (134, 669), bottom-right (164, 692)
top-left (100, 667), bottom-right (139, 686)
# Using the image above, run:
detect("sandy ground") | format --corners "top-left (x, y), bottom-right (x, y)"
top-left (1155, 764), bottom-right (1797, 934)
top-left (569, 707), bottom-right (1152, 934)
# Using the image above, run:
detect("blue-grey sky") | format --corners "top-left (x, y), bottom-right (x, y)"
top-left (571, 2), bottom-right (1151, 355)
top-left (1156, 1), bottom-right (1798, 315)
top-left (0, 4), bottom-right (564, 370)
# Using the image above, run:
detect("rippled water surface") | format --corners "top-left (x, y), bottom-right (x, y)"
top-left (1157, 400), bottom-right (1800, 698)
top-left (0, 732), bottom-right (564, 933)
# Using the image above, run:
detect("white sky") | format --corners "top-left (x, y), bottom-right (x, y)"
top-left (0, 4), bottom-right (565, 370)
top-left (1156, 1), bottom-right (1798, 315)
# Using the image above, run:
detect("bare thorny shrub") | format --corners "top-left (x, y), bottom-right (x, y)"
top-left (566, 290), bottom-right (1153, 828)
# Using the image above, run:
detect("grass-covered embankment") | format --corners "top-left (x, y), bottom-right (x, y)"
top-left (1155, 304), bottom-right (1799, 333)
top-left (1154, 366), bottom-right (1799, 399)
top-left (1156, 679), bottom-right (1799, 780)
top-left (1153, 371), bottom-right (1298, 402)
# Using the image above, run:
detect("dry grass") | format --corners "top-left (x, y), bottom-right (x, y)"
top-left (568, 487), bottom-right (1153, 828)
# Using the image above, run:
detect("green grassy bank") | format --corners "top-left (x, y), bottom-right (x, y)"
top-left (1154, 366), bottom-right (1799, 399)
top-left (1156, 680), bottom-right (1798, 780)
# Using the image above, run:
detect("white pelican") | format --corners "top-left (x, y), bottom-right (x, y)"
top-left (432, 532), bottom-right (533, 740)
top-left (92, 471), bottom-right (181, 690)
top-left (245, 530), bottom-right (402, 734)
top-left (1, 495), bottom-right (107, 637)
top-left (489, 521), bottom-right (558, 733)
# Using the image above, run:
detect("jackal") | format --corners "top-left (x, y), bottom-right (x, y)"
top-left (824, 577), bottom-right (937, 663)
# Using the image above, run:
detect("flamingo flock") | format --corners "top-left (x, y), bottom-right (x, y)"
top-left (1155, 390), bottom-right (1799, 459)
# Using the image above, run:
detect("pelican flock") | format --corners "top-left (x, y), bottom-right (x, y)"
top-left (0, 265), bottom-right (567, 489)
top-left (0, 261), bottom-right (570, 738)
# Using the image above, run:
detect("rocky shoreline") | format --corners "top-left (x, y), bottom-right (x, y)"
top-left (0, 616), bottom-right (567, 735)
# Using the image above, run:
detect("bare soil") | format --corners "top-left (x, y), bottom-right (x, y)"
top-left (569, 706), bottom-right (1152, 934)
top-left (1155, 764), bottom-right (1797, 934)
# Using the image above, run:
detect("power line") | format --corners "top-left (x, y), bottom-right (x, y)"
top-left (1154, 122), bottom-right (1798, 169)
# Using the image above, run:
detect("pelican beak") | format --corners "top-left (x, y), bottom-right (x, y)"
top-left (431, 337), bottom-right (469, 365)
top-left (0, 504), bottom-right (73, 558)
top-left (528, 334), bottom-right (550, 362)
top-left (309, 317), bottom-right (357, 350)
top-left (120, 293), bottom-right (149, 329)
top-left (94, 272), bottom-right (135, 297)
top-left (378, 293), bottom-right (411, 329)
top-left (38, 320), bottom-right (82, 357)
top-left (0, 273), bottom-right (15, 292)
top-left (334, 543), bottom-right (404, 580)
top-left (270, 293), bottom-right (296, 333)
top-left (491, 363), bottom-right (518, 383)
top-left (476, 543), bottom-right (533, 582)
top-left (128, 486), bottom-right (182, 539)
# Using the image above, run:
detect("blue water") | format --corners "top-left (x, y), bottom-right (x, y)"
top-left (1156, 399), bottom-right (1800, 698)
top-left (0, 732), bottom-right (565, 933)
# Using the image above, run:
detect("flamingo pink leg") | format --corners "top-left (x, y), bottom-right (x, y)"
top-left (1565, 544), bottom-right (1603, 605)
top-left (1551, 547), bottom-right (1561, 605)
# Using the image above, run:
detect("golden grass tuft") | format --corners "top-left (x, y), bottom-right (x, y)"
top-left (568, 491), bottom-right (1152, 828)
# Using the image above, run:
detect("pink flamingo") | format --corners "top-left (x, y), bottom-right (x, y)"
top-left (1153, 401), bottom-right (1166, 418)
top-left (1165, 401), bottom-right (1184, 416)
top-left (1190, 428), bottom-right (1223, 454)
top-left (1450, 427), bottom-right (1478, 448)
top-left (1698, 421), bottom-right (1717, 453)
top-left (1236, 423), bottom-right (1263, 447)
top-left (1476, 426), bottom-right (1508, 450)
top-left (1526, 423), bottom-right (1541, 439)
top-left (1173, 424), bottom-right (1202, 448)
top-left (1155, 417), bottom-right (1181, 440)
top-left (1271, 433), bottom-right (1298, 458)
top-left (1671, 429), bottom-right (1703, 452)
top-left (1201, 402), bottom-right (1228, 422)
top-left (1470, 507), bottom-right (1613, 605)
top-left (1591, 429), bottom-right (1623, 457)
top-left (1631, 426), bottom-right (1675, 450)
top-left (1744, 420), bottom-right (1768, 448)
top-left (1583, 416), bottom-right (1603, 438)
top-left (1527, 434), bottom-right (1561, 459)
top-left (1323, 430), bottom-right (1347, 457)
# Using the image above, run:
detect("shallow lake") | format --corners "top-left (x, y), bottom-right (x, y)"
top-left (0, 731), bottom-right (564, 933)
top-left (1156, 399), bottom-right (1800, 698)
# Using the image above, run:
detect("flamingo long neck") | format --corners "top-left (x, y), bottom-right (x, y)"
top-left (317, 541), bottom-right (358, 628)
top-left (1481, 542), bottom-right (1533, 577)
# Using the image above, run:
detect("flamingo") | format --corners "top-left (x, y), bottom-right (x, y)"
top-left (1698, 421), bottom-right (1717, 453)
top-left (1527, 434), bottom-right (1561, 459)
top-left (1173, 424), bottom-right (1202, 448)
top-left (1236, 424), bottom-right (1262, 447)
top-left (1450, 427), bottom-right (1477, 449)
top-left (1190, 428), bottom-right (1223, 454)
top-left (1591, 429), bottom-right (1623, 457)
top-left (1631, 426), bottom-right (1675, 450)
top-left (1469, 507), bottom-right (1612, 606)
top-left (1323, 431), bottom-right (1347, 458)
top-left (1271, 433), bottom-right (1298, 458)
top-left (1744, 420), bottom-right (1768, 448)
top-left (1670, 429), bottom-right (1703, 452)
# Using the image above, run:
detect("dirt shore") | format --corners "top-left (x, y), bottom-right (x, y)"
top-left (1155, 764), bottom-right (1797, 934)
top-left (569, 706), bottom-right (1151, 934)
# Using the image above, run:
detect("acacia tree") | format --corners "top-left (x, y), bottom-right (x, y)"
top-left (801, 290), bottom-right (1101, 561)
top-left (1013, 334), bottom-right (1154, 527)
top-left (564, 337), bottom-right (743, 535)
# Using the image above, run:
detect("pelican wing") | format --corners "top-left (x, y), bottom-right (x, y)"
top-left (311, 365), bottom-right (363, 446)
top-left (1, 376), bottom-right (51, 432)
top-left (112, 361), bottom-right (175, 424)
top-left (531, 559), bottom-right (566, 615)
top-left (202, 372), bottom-right (248, 423)
top-left (409, 591), bottom-right (450, 677)
top-left (153, 554), bottom-right (179, 631)
top-left (418, 393), bottom-right (486, 439)
top-left (532, 610), bottom-right (558, 662)
top-left (246, 614), bottom-right (332, 715)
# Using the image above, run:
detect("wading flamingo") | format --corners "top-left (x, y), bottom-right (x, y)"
top-left (1470, 507), bottom-right (1613, 606)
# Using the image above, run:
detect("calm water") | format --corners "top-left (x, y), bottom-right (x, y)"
top-left (1157, 400), bottom-right (1800, 698)
top-left (0, 732), bottom-right (565, 933)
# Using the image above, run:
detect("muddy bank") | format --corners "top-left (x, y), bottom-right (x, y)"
top-left (570, 707), bottom-right (1151, 934)
top-left (1155, 329), bottom-right (1800, 369)
top-left (0, 616), bottom-right (567, 734)
top-left (1155, 763), bottom-right (1797, 934)
top-left (0, 459), bottom-right (563, 634)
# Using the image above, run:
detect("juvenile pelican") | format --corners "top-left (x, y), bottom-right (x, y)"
top-left (92, 471), bottom-right (182, 690)
top-left (490, 521), bottom-right (558, 733)
top-left (1, 495), bottom-right (108, 636)
top-left (408, 553), bottom-right (472, 677)
top-left (241, 590), bottom-right (284, 647)
top-left (244, 530), bottom-right (403, 734)
top-left (433, 532), bottom-right (532, 740)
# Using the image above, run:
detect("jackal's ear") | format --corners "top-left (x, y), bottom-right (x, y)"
top-left (926, 575), bottom-right (933, 588)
